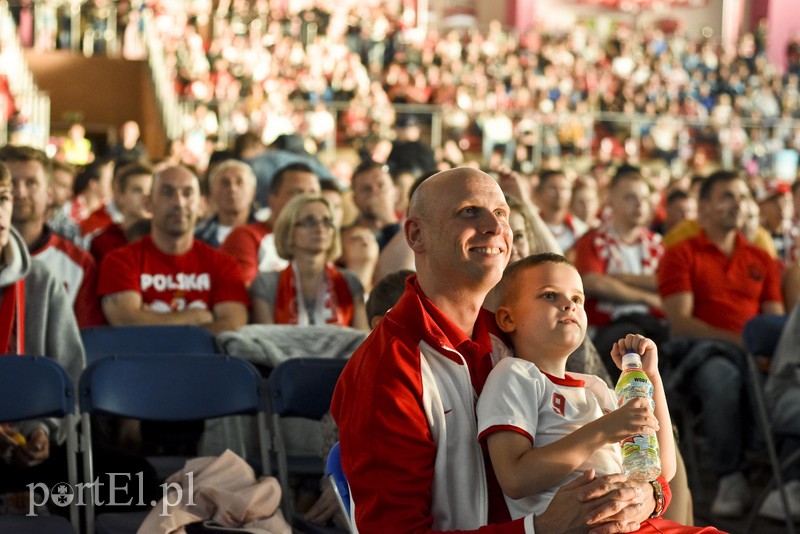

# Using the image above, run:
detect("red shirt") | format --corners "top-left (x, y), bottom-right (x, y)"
top-left (98, 235), bottom-right (249, 312)
top-left (657, 230), bottom-right (782, 334)
top-left (219, 222), bottom-right (275, 286)
top-left (80, 204), bottom-right (115, 236)
top-left (89, 223), bottom-right (128, 264)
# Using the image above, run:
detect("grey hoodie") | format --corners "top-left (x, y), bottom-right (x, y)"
top-left (2, 226), bottom-right (85, 441)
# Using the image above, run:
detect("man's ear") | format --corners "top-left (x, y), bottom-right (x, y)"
top-left (495, 306), bottom-right (516, 333)
top-left (369, 315), bottom-right (382, 330)
top-left (405, 217), bottom-right (424, 253)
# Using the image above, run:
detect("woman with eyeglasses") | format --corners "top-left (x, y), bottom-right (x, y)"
top-left (250, 194), bottom-right (369, 329)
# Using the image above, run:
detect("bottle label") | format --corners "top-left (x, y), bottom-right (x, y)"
top-left (615, 370), bottom-right (655, 410)
top-left (620, 433), bottom-right (660, 459)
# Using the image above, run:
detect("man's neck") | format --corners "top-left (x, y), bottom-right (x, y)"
top-left (703, 225), bottom-right (738, 256)
top-left (611, 219), bottom-right (642, 243)
top-left (13, 220), bottom-right (45, 248)
top-left (356, 215), bottom-right (389, 232)
top-left (79, 192), bottom-right (104, 215)
top-left (217, 209), bottom-right (249, 228)
top-left (151, 231), bottom-right (194, 255)
top-left (542, 209), bottom-right (567, 227)
top-left (419, 277), bottom-right (486, 338)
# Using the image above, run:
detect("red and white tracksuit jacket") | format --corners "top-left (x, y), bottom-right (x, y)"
top-left (331, 276), bottom-right (533, 533)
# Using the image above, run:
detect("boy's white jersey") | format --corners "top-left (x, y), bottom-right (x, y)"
top-left (477, 357), bottom-right (623, 519)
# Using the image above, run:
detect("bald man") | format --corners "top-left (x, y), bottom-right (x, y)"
top-left (331, 168), bottom-right (665, 533)
top-left (97, 165), bottom-right (249, 334)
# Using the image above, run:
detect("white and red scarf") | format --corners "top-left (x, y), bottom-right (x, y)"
top-left (274, 262), bottom-right (354, 326)
top-left (591, 224), bottom-right (663, 275)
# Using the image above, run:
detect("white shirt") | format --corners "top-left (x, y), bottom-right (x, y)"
top-left (477, 357), bottom-right (622, 519)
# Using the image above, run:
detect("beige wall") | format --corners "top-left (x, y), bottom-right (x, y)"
top-left (23, 51), bottom-right (165, 159)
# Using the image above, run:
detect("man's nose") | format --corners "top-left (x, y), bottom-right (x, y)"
top-left (483, 211), bottom-right (506, 234)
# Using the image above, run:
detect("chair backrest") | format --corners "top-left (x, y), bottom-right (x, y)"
top-left (326, 441), bottom-right (352, 527)
top-left (0, 355), bottom-right (74, 421)
top-left (79, 353), bottom-right (263, 421)
top-left (80, 325), bottom-right (217, 365)
top-left (78, 354), bottom-right (271, 534)
top-left (268, 357), bottom-right (348, 419)
top-left (0, 356), bottom-right (79, 534)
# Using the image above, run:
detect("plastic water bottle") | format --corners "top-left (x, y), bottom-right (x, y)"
top-left (614, 352), bottom-right (661, 481)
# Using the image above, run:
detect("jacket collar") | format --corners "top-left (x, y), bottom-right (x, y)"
top-left (386, 275), bottom-right (497, 364)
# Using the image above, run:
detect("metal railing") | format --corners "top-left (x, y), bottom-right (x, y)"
top-left (140, 5), bottom-right (190, 142)
top-left (0, 0), bottom-right (50, 148)
top-left (217, 97), bottom-right (800, 174)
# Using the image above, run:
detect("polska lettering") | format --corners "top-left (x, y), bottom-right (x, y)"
top-left (141, 273), bottom-right (210, 292)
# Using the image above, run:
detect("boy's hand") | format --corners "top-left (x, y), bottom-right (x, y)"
top-left (594, 398), bottom-right (659, 443)
top-left (610, 334), bottom-right (659, 377)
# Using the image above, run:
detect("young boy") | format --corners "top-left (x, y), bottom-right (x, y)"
top-left (477, 253), bottom-right (682, 528)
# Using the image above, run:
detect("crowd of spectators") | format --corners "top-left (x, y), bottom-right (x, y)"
top-left (13, 0), bottom-right (800, 183)
top-left (132, 1), bottom-right (800, 183)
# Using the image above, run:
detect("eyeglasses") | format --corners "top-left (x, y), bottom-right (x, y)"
top-left (294, 216), bottom-right (335, 229)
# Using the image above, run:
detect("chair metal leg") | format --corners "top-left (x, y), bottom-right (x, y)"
top-left (744, 352), bottom-right (796, 534)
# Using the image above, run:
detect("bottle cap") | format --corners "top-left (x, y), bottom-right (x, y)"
top-left (622, 351), bottom-right (642, 368)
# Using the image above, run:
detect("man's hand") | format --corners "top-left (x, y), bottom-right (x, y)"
top-left (582, 477), bottom-right (654, 533)
top-left (496, 166), bottom-right (531, 203)
top-left (535, 470), bottom-right (653, 534)
top-left (12, 428), bottom-right (50, 467)
top-left (179, 307), bottom-right (215, 325)
top-left (639, 292), bottom-right (663, 311)
top-left (304, 484), bottom-right (342, 526)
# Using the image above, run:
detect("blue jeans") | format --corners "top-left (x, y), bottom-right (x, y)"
top-left (742, 314), bottom-right (788, 356)
top-left (691, 355), bottom-right (746, 476)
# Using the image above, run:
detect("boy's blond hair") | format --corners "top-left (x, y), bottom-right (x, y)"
top-left (496, 253), bottom-right (578, 310)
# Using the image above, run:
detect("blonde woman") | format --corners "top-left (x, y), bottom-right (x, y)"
top-left (250, 194), bottom-right (368, 330)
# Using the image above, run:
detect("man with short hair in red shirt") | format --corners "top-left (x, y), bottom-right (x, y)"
top-left (657, 170), bottom-right (784, 519)
top-left (87, 161), bottom-right (154, 263)
top-left (98, 165), bottom-right (248, 335)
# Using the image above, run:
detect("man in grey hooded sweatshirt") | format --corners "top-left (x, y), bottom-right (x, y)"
top-left (0, 158), bottom-right (85, 490)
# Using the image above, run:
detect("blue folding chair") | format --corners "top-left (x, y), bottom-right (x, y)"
top-left (80, 325), bottom-right (218, 364)
top-left (79, 354), bottom-right (271, 534)
top-left (80, 324), bottom-right (238, 479)
top-left (326, 442), bottom-right (353, 532)
top-left (267, 357), bottom-right (348, 521)
top-left (0, 356), bottom-right (79, 534)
